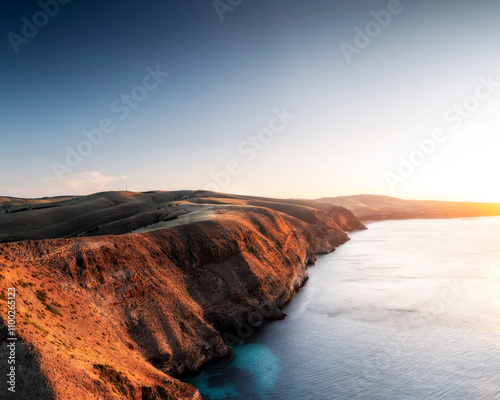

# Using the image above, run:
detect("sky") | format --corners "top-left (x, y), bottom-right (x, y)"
top-left (1, 0), bottom-right (500, 202)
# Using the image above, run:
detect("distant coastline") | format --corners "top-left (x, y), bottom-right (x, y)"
top-left (318, 194), bottom-right (500, 222)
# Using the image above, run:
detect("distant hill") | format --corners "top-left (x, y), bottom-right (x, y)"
top-left (318, 194), bottom-right (500, 222)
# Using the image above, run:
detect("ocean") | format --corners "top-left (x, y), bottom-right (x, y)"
top-left (184, 217), bottom-right (500, 399)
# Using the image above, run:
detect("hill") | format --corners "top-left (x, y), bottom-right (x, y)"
top-left (318, 194), bottom-right (500, 221)
top-left (0, 190), bottom-right (365, 243)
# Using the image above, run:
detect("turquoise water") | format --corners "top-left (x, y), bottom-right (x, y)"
top-left (184, 217), bottom-right (500, 399)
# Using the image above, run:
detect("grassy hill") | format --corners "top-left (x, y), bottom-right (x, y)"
top-left (0, 190), bottom-right (365, 242)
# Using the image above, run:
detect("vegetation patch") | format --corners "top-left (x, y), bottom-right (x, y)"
top-left (46, 303), bottom-right (62, 316)
top-left (31, 322), bottom-right (48, 333)
top-left (36, 289), bottom-right (48, 303)
top-left (17, 280), bottom-right (29, 288)
top-left (35, 289), bottom-right (62, 316)
top-left (93, 363), bottom-right (132, 396)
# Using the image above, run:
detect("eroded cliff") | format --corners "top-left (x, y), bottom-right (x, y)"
top-left (0, 192), bottom-right (365, 399)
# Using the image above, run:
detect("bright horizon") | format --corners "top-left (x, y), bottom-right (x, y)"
top-left (2, 1), bottom-right (500, 203)
top-left (3, 190), bottom-right (500, 206)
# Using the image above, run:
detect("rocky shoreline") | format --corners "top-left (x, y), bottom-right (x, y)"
top-left (0, 191), bottom-right (365, 399)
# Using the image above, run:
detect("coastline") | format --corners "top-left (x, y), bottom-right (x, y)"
top-left (185, 216), bottom-right (500, 399)
top-left (0, 192), bottom-right (365, 399)
top-left (2, 191), bottom-right (498, 399)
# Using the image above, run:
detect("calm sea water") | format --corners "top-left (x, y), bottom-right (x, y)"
top-left (184, 217), bottom-right (500, 400)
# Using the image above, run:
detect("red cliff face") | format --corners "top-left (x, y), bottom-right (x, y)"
top-left (0, 192), bottom-right (365, 399)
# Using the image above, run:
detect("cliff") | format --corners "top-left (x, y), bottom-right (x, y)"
top-left (0, 191), bottom-right (365, 399)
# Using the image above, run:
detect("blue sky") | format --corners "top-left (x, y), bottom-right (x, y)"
top-left (1, 0), bottom-right (500, 201)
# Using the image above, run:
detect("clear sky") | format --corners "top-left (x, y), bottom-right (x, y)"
top-left (1, 0), bottom-right (500, 201)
